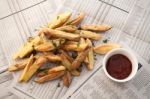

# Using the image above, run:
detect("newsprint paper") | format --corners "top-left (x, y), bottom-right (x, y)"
top-left (0, 0), bottom-right (150, 99)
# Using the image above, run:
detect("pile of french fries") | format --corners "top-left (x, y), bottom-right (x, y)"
top-left (8, 12), bottom-right (121, 87)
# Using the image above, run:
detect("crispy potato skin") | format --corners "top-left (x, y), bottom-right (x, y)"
top-left (62, 71), bottom-right (72, 87)
top-left (81, 24), bottom-right (112, 32)
top-left (72, 48), bottom-right (90, 69)
top-left (48, 12), bottom-right (72, 29)
top-left (94, 43), bottom-right (121, 54)
top-left (36, 71), bottom-right (65, 83)
top-left (40, 28), bottom-right (80, 41)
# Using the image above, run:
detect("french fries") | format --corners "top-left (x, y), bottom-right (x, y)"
top-left (56, 25), bottom-right (77, 33)
top-left (60, 52), bottom-right (72, 71)
top-left (19, 55), bottom-right (35, 82)
top-left (64, 12), bottom-right (85, 25)
top-left (8, 58), bottom-right (29, 72)
top-left (36, 66), bottom-right (66, 77)
top-left (72, 48), bottom-right (90, 69)
top-left (19, 56), bottom-right (48, 82)
top-left (63, 41), bottom-right (88, 51)
top-left (48, 66), bottom-right (66, 74)
top-left (62, 71), bottom-right (72, 87)
top-left (70, 70), bottom-right (80, 76)
top-left (94, 43), bottom-right (121, 54)
top-left (40, 28), bottom-right (80, 40)
top-left (48, 12), bottom-right (72, 29)
top-left (14, 36), bottom-right (43, 59)
top-left (79, 30), bottom-right (102, 40)
top-left (9, 11), bottom-right (115, 87)
top-left (46, 53), bottom-right (61, 62)
top-left (86, 39), bottom-right (94, 70)
top-left (34, 41), bottom-right (55, 52)
top-left (80, 24), bottom-right (112, 32)
top-left (59, 50), bottom-right (74, 62)
top-left (36, 71), bottom-right (65, 83)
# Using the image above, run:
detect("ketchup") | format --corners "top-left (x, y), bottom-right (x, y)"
top-left (106, 54), bottom-right (132, 79)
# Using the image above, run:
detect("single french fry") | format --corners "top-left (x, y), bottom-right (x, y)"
top-left (8, 58), bottom-right (29, 72)
top-left (94, 43), bottom-right (121, 54)
top-left (70, 70), bottom-right (80, 76)
top-left (62, 71), bottom-right (72, 87)
top-left (60, 52), bottom-right (72, 71)
top-left (13, 42), bottom-right (34, 59)
top-left (36, 71), bottom-right (65, 83)
top-left (36, 69), bottom-right (49, 77)
top-left (14, 36), bottom-right (43, 59)
top-left (86, 39), bottom-right (94, 70)
top-left (40, 28), bottom-right (80, 40)
top-left (72, 48), bottom-right (90, 69)
top-left (21, 56), bottom-right (48, 82)
top-left (34, 42), bottom-right (55, 52)
top-left (19, 55), bottom-right (35, 82)
top-left (48, 12), bottom-right (72, 29)
top-left (63, 41), bottom-right (88, 52)
top-left (36, 66), bottom-right (65, 77)
top-left (60, 50), bottom-right (74, 62)
top-left (46, 53), bottom-right (61, 62)
top-left (64, 12), bottom-right (85, 25)
top-left (79, 30), bottom-right (102, 40)
top-left (48, 66), bottom-right (66, 74)
top-left (56, 25), bottom-right (77, 33)
top-left (80, 24), bottom-right (112, 32)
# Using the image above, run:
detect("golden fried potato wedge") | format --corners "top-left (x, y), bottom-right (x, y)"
top-left (48, 66), bottom-right (66, 74)
top-left (64, 12), bottom-right (85, 25)
top-left (72, 48), bottom-right (90, 69)
top-left (94, 43), bottom-right (121, 54)
top-left (60, 52), bottom-right (72, 71)
top-left (80, 24), bottom-right (112, 32)
top-left (8, 58), bottom-right (29, 72)
top-left (19, 55), bottom-right (35, 82)
top-left (86, 39), bottom-right (94, 70)
top-left (48, 12), bottom-right (72, 29)
top-left (36, 66), bottom-right (65, 77)
top-left (79, 30), bottom-right (102, 40)
top-left (63, 42), bottom-right (88, 52)
top-left (56, 25), bottom-right (77, 33)
top-left (36, 71), bottom-right (65, 83)
top-left (13, 42), bottom-right (34, 59)
top-left (62, 71), bottom-right (72, 87)
top-left (13, 36), bottom-right (43, 59)
top-left (34, 42), bottom-right (55, 52)
top-left (70, 70), bottom-right (80, 76)
top-left (36, 69), bottom-right (49, 77)
top-left (46, 54), bottom-right (61, 62)
top-left (20, 56), bottom-right (48, 82)
top-left (60, 50), bottom-right (74, 62)
top-left (40, 28), bottom-right (80, 40)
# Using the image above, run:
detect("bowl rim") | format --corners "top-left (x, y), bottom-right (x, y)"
top-left (103, 48), bottom-right (138, 82)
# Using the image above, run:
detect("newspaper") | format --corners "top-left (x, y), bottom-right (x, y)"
top-left (0, 0), bottom-right (150, 99)
top-left (0, 71), bottom-right (20, 99)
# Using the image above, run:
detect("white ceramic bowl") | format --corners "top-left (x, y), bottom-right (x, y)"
top-left (103, 48), bottom-right (138, 82)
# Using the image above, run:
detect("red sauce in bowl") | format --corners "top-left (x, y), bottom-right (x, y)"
top-left (106, 54), bottom-right (132, 79)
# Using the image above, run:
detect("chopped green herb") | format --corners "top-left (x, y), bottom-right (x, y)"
top-left (66, 21), bottom-right (72, 25)
top-left (57, 16), bottom-right (59, 19)
top-left (72, 52), bottom-right (77, 59)
top-left (77, 42), bottom-right (80, 47)
top-left (103, 39), bottom-right (109, 43)
top-left (57, 82), bottom-right (60, 87)
top-left (62, 29), bottom-right (67, 32)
